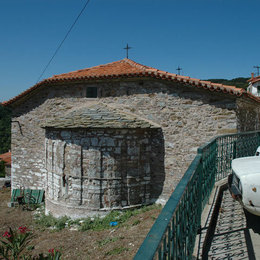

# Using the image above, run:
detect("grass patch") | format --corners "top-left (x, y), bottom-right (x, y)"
top-left (105, 246), bottom-right (129, 256)
top-left (132, 219), bottom-right (141, 226)
top-left (151, 215), bottom-right (157, 221)
top-left (34, 213), bottom-right (69, 231)
top-left (97, 237), bottom-right (123, 247)
top-left (34, 204), bottom-right (162, 231)
top-left (79, 204), bottom-right (161, 231)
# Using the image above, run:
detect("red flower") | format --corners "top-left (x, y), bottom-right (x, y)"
top-left (18, 226), bottom-right (28, 233)
top-left (48, 248), bottom-right (55, 256)
top-left (2, 231), bottom-right (11, 238)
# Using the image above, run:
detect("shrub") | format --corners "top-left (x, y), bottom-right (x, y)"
top-left (0, 226), bottom-right (33, 259)
top-left (35, 213), bottom-right (69, 231)
top-left (0, 227), bottom-right (62, 260)
top-left (0, 161), bottom-right (5, 178)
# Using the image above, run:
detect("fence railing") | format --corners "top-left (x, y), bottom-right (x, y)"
top-left (134, 131), bottom-right (260, 260)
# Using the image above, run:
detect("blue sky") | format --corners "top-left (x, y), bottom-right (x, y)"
top-left (1, 0), bottom-right (260, 102)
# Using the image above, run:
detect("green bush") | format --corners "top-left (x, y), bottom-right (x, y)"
top-left (35, 213), bottom-right (69, 231)
top-left (0, 226), bottom-right (33, 259)
top-left (0, 160), bottom-right (5, 177)
top-left (0, 105), bottom-right (11, 154)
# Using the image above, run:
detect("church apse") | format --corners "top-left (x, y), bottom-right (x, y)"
top-left (42, 104), bottom-right (164, 218)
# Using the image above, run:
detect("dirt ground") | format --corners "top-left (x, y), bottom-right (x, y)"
top-left (0, 188), bottom-right (161, 259)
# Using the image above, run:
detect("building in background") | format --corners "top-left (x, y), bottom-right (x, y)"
top-left (247, 73), bottom-right (260, 97)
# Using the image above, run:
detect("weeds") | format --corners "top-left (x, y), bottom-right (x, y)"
top-left (132, 219), bottom-right (141, 226)
top-left (105, 246), bottom-right (129, 256)
top-left (34, 213), bottom-right (69, 231)
top-left (79, 204), bottom-right (161, 231)
top-left (34, 204), bottom-right (162, 232)
top-left (97, 237), bottom-right (120, 247)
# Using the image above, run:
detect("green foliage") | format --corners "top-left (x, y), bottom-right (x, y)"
top-left (132, 219), bottom-right (141, 226)
top-left (206, 77), bottom-right (250, 90)
top-left (34, 204), bottom-right (162, 232)
top-left (78, 211), bottom-right (121, 231)
top-left (0, 225), bottom-right (61, 259)
top-left (34, 213), bottom-right (69, 231)
top-left (0, 105), bottom-right (11, 154)
top-left (37, 249), bottom-right (62, 260)
top-left (79, 204), bottom-right (161, 231)
top-left (97, 237), bottom-right (122, 247)
top-left (0, 160), bottom-right (5, 177)
top-left (105, 246), bottom-right (129, 256)
top-left (0, 226), bottom-right (33, 259)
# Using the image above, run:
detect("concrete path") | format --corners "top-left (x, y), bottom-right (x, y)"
top-left (195, 187), bottom-right (260, 259)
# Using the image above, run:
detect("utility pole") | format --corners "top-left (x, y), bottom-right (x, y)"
top-left (254, 65), bottom-right (260, 76)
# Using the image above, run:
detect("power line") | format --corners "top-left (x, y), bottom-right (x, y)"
top-left (36, 0), bottom-right (91, 83)
top-left (254, 65), bottom-right (260, 76)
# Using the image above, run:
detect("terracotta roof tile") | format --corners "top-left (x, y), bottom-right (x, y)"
top-left (2, 58), bottom-right (254, 106)
top-left (0, 152), bottom-right (11, 166)
top-left (249, 75), bottom-right (260, 84)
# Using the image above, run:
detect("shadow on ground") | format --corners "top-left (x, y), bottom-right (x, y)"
top-left (196, 186), bottom-right (260, 260)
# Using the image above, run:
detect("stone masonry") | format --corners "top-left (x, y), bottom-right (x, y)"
top-left (44, 127), bottom-right (162, 218)
top-left (41, 104), bottom-right (163, 218)
top-left (9, 76), bottom-right (260, 217)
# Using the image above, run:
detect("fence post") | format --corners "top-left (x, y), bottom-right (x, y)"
top-left (198, 157), bottom-right (203, 230)
top-left (233, 140), bottom-right (237, 159)
top-left (197, 148), bottom-right (203, 229)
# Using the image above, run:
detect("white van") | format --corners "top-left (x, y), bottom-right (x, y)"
top-left (229, 147), bottom-right (260, 216)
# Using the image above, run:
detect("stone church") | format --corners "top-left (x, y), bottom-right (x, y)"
top-left (3, 58), bottom-right (260, 218)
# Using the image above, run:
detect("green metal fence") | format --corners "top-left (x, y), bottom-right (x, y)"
top-left (134, 131), bottom-right (260, 260)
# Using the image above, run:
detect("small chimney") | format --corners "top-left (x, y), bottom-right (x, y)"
top-left (251, 72), bottom-right (255, 79)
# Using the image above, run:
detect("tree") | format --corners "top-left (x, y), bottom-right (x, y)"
top-left (0, 105), bottom-right (11, 154)
top-left (0, 160), bottom-right (5, 177)
top-left (206, 77), bottom-right (249, 90)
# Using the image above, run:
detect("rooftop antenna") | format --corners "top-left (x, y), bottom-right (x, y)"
top-left (253, 65), bottom-right (260, 76)
top-left (124, 43), bottom-right (132, 59)
top-left (176, 66), bottom-right (182, 75)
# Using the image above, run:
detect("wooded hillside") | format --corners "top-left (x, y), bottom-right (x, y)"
top-left (0, 105), bottom-right (11, 154)
top-left (206, 77), bottom-right (249, 90)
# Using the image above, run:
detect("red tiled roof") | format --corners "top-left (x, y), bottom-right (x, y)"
top-left (249, 75), bottom-right (260, 84)
top-left (0, 152), bottom-right (11, 166)
top-left (1, 58), bottom-right (255, 106)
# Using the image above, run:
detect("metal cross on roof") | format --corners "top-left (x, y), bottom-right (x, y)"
top-left (176, 66), bottom-right (182, 75)
top-left (124, 44), bottom-right (132, 59)
top-left (254, 65), bottom-right (260, 76)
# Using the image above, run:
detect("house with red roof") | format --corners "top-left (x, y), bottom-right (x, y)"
top-left (247, 73), bottom-right (260, 97)
top-left (2, 58), bottom-right (260, 218)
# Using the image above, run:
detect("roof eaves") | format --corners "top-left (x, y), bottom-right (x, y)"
top-left (244, 92), bottom-right (260, 102)
top-left (1, 58), bottom-right (252, 106)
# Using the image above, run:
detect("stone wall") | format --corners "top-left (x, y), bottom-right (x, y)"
top-left (236, 98), bottom-right (260, 132)
top-left (44, 128), bottom-right (163, 218)
top-left (11, 84), bottom-right (86, 190)
top-left (5, 165), bottom-right (11, 177)
top-left (101, 80), bottom-right (238, 199)
top-left (11, 79), bottom-right (240, 205)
